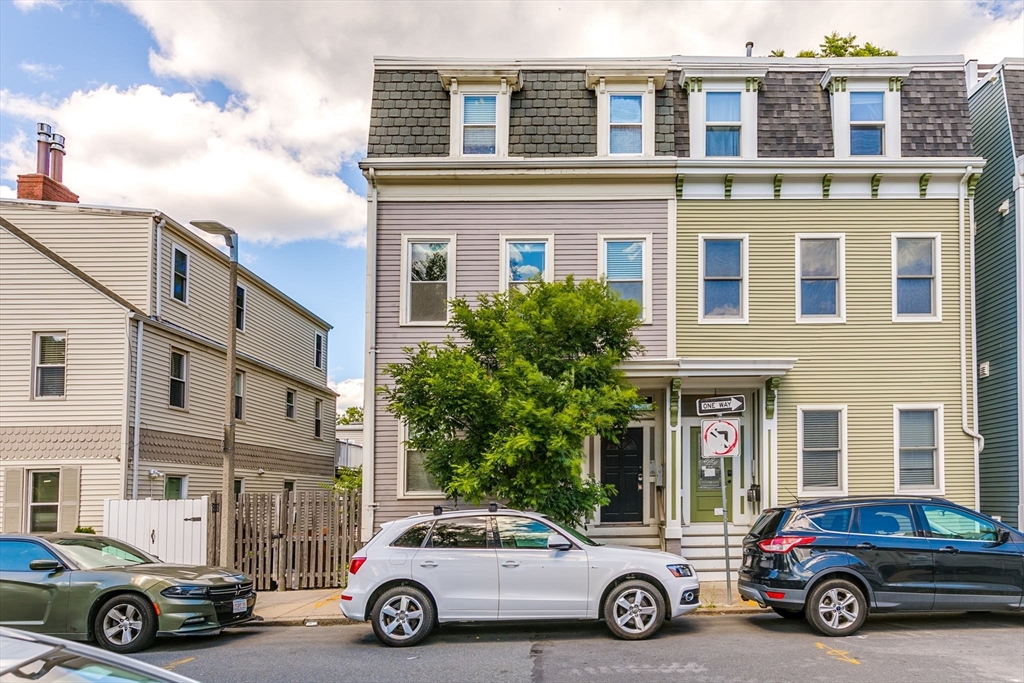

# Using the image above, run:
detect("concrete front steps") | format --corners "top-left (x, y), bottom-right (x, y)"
top-left (676, 524), bottom-right (749, 583)
top-left (584, 524), bottom-right (662, 549)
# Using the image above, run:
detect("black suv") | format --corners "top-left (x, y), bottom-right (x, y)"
top-left (738, 497), bottom-right (1024, 636)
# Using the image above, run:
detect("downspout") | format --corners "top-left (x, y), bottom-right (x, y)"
top-left (959, 167), bottom-right (984, 507)
top-left (968, 175), bottom-right (983, 510)
top-left (154, 219), bottom-right (166, 319)
top-left (361, 167), bottom-right (378, 541)
top-left (131, 317), bottom-right (145, 499)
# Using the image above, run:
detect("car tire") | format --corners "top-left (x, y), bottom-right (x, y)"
top-left (93, 593), bottom-right (158, 653)
top-left (370, 585), bottom-right (435, 647)
top-left (603, 579), bottom-right (666, 640)
top-left (770, 606), bottom-right (806, 620)
top-left (806, 578), bottom-right (867, 637)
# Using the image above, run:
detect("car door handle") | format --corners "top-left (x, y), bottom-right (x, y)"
top-left (855, 542), bottom-right (876, 550)
top-left (419, 561), bottom-right (438, 568)
top-left (939, 546), bottom-right (960, 554)
top-left (502, 561), bottom-right (520, 568)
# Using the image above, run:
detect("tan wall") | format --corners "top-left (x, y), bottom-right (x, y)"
top-left (677, 199), bottom-right (977, 506)
top-left (0, 460), bottom-right (121, 533)
top-left (133, 461), bottom-right (331, 500)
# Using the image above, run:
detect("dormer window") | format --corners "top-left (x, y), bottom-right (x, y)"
top-left (850, 92), bottom-right (885, 155)
top-left (462, 95), bottom-right (497, 155)
top-left (609, 95), bottom-right (643, 154)
top-left (821, 68), bottom-right (908, 159)
top-left (684, 70), bottom-right (763, 159)
top-left (439, 70), bottom-right (521, 159)
top-left (587, 69), bottom-right (666, 158)
top-left (705, 92), bottom-right (742, 157)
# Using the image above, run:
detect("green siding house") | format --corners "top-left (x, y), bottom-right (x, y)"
top-left (969, 58), bottom-right (1024, 529)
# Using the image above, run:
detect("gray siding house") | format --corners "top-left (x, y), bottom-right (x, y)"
top-left (969, 58), bottom-right (1024, 528)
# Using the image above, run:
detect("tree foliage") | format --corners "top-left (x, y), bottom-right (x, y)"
top-left (321, 466), bottom-right (362, 493)
top-left (772, 32), bottom-right (898, 58)
top-left (337, 406), bottom-right (363, 425)
top-left (381, 277), bottom-right (644, 527)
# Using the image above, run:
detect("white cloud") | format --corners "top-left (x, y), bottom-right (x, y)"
top-left (12, 0), bottom-right (68, 10)
top-left (330, 378), bottom-right (364, 413)
top-left (19, 62), bottom-right (61, 81)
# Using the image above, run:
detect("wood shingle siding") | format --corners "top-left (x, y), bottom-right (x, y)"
top-left (757, 71), bottom-right (834, 157)
top-left (367, 70), bottom-right (450, 157)
top-left (509, 71), bottom-right (597, 157)
top-left (901, 71), bottom-right (975, 157)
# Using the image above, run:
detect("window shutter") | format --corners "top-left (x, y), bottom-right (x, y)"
top-left (2, 467), bottom-right (25, 533)
top-left (59, 465), bottom-right (81, 532)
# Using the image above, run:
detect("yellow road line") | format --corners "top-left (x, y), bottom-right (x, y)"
top-left (163, 657), bottom-right (195, 671)
top-left (816, 642), bottom-right (860, 665)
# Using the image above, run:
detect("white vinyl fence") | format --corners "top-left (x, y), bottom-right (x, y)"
top-left (103, 497), bottom-right (208, 565)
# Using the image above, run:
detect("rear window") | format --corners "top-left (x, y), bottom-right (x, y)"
top-left (392, 521), bottom-right (433, 548)
top-left (787, 508), bottom-right (852, 533)
top-left (748, 509), bottom-right (786, 539)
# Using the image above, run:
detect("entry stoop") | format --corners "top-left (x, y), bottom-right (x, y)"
top-left (676, 523), bottom-right (749, 583)
top-left (584, 525), bottom-right (663, 549)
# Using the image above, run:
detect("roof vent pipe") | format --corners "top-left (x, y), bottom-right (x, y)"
top-left (745, 41), bottom-right (754, 57)
top-left (49, 134), bottom-right (65, 184)
top-left (35, 123), bottom-right (52, 176)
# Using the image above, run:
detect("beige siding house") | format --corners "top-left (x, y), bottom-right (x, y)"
top-left (1, 194), bottom-right (336, 535)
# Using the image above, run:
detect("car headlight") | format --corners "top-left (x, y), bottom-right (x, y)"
top-left (161, 585), bottom-right (209, 598)
top-left (666, 564), bottom-right (694, 578)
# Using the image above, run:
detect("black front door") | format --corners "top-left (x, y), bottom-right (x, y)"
top-left (601, 428), bottom-right (643, 523)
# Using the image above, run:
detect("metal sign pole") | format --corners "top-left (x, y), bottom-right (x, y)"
top-left (721, 452), bottom-right (732, 606)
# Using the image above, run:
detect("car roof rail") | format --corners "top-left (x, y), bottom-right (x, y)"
top-left (801, 495), bottom-right (950, 507)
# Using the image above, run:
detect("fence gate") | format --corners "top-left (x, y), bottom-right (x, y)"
top-left (208, 490), bottom-right (361, 590)
top-left (103, 497), bottom-right (208, 565)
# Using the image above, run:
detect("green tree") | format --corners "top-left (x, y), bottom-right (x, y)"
top-left (381, 277), bottom-right (644, 527)
top-left (794, 32), bottom-right (897, 58)
top-left (321, 466), bottom-right (362, 493)
top-left (337, 406), bottom-right (363, 425)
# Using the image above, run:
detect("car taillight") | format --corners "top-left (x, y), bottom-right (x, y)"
top-left (349, 556), bottom-right (367, 574)
top-left (756, 536), bottom-right (816, 553)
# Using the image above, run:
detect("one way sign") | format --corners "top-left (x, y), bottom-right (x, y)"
top-left (696, 395), bottom-right (746, 416)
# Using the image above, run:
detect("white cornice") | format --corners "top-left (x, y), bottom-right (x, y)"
top-left (438, 69), bottom-right (522, 91)
top-left (820, 65), bottom-right (913, 90)
top-left (681, 67), bottom-right (768, 81)
top-left (585, 68), bottom-right (668, 89)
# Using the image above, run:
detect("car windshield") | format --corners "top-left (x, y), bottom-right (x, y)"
top-left (558, 524), bottom-right (602, 547)
top-left (51, 537), bottom-right (156, 569)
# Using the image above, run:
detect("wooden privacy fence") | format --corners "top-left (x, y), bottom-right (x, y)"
top-left (207, 490), bottom-right (361, 590)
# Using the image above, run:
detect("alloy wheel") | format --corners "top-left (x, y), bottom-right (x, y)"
top-left (612, 588), bottom-right (659, 634)
top-left (103, 604), bottom-right (143, 645)
top-left (378, 594), bottom-right (424, 641)
top-left (817, 587), bottom-right (860, 631)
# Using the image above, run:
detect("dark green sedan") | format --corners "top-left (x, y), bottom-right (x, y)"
top-left (0, 533), bottom-right (256, 653)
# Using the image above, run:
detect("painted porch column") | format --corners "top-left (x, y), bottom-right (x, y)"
top-left (665, 379), bottom-right (683, 550)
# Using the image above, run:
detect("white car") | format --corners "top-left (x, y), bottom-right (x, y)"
top-left (341, 507), bottom-right (701, 646)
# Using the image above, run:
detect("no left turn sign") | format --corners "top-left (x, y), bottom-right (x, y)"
top-left (701, 419), bottom-right (740, 458)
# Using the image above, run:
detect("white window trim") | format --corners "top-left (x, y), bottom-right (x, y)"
top-left (397, 422), bottom-right (443, 499)
top-left (234, 371), bottom-right (245, 423)
top-left (449, 84), bottom-right (510, 158)
top-left (825, 76), bottom-right (903, 160)
top-left (795, 234), bottom-right (846, 324)
top-left (32, 331), bottom-right (67, 400)
top-left (598, 233), bottom-right (654, 325)
top-left (796, 405), bottom-right (849, 498)
top-left (170, 243), bottom-right (191, 305)
top-left (285, 389), bottom-right (296, 420)
top-left (314, 331), bottom-right (324, 369)
top-left (164, 474), bottom-right (188, 500)
top-left (169, 347), bottom-right (188, 411)
top-left (235, 283), bottom-right (247, 333)
top-left (400, 234), bottom-right (457, 326)
top-left (595, 80), bottom-right (656, 157)
top-left (27, 469), bottom-right (60, 533)
top-left (234, 478), bottom-right (245, 495)
top-left (893, 403), bottom-right (945, 495)
top-left (499, 234), bottom-right (554, 292)
top-left (688, 79), bottom-right (759, 159)
top-left (891, 233), bottom-right (942, 323)
top-left (314, 398), bottom-right (323, 440)
top-left (698, 234), bottom-right (749, 325)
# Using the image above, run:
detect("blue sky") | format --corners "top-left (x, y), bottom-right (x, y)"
top-left (1, 0), bottom-right (1021, 410)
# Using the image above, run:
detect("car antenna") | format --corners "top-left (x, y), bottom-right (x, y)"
top-left (781, 484), bottom-right (798, 503)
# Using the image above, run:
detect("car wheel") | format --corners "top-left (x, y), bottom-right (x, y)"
top-left (93, 594), bottom-right (158, 653)
top-left (806, 578), bottom-right (867, 637)
top-left (603, 579), bottom-right (666, 640)
top-left (770, 606), bottom-right (806, 620)
top-left (370, 586), bottom-right (435, 647)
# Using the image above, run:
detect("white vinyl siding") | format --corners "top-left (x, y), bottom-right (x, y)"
top-left (797, 406), bottom-right (848, 497)
top-left (33, 333), bottom-right (66, 398)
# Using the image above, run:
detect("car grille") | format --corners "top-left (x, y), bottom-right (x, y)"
top-left (209, 581), bottom-right (255, 625)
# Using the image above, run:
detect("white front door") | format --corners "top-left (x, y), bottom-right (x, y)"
top-left (411, 515), bottom-right (498, 621)
top-left (493, 515), bottom-right (589, 618)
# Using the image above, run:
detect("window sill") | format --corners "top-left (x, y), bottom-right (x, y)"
top-left (170, 297), bottom-right (189, 307)
top-left (892, 315), bottom-right (942, 324)
top-left (32, 395), bottom-right (67, 401)
top-left (895, 487), bottom-right (943, 496)
top-left (400, 320), bottom-right (450, 327)
top-left (698, 317), bottom-right (749, 325)
top-left (398, 491), bottom-right (445, 500)
top-left (798, 488), bottom-right (847, 498)
top-left (168, 405), bottom-right (189, 413)
top-left (796, 316), bottom-right (846, 325)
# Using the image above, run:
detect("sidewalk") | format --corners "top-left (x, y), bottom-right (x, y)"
top-left (251, 580), bottom-right (766, 626)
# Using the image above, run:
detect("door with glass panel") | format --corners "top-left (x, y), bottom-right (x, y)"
top-left (688, 423), bottom-right (732, 523)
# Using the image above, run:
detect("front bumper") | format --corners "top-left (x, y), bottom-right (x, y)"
top-left (669, 579), bottom-right (702, 618)
top-left (737, 580), bottom-right (807, 610)
top-left (155, 591), bottom-right (257, 636)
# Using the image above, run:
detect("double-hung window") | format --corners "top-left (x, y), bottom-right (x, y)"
top-left (797, 236), bottom-right (844, 322)
top-left (893, 235), bottom-right (940, 321)
top-left (850, 92), bottom-right (885, 156)
top-left (705, 92), bottom-right (741, 157)
top-left (399, 423), bottom-right (441, 498)
top-left (172, 247), bottom-right (189, 303)
top-left (233, 372), bottom-right (244, 421)
top-left (600, 236), bottom-right (651, 322)
top-left (403, 237), bottom-right (454, 324)
top-left (895, 405), bottom-right (943, 493)
top-left (462, 95), bottom-right (497, 155)
top-left (314, 332), bottom-right (324, 369)
top-left (798, 407), bottom-right (846, 496)
top-left (29, 471), bottom-right (60, 533)
top-left (501, 236), bottom-right (553, 292)
top-left (314, 399), bottom-right (323, 439)
top-left (587, 72), bottom-right (661, 157)
top-left (285, 390), bottom-right (296, 419)
top-left (34, 332), bottom-right (66, 398)
top-left (440, 72), bottom-right (518, 159)
top-left (609, 95), bottom-right (643, 155)
top-left (700, 236), bottom-right (747, 323)
top-left (236, 284), bottom-right (247, 331)
top-left (169, 349), bottom-right (187, 409)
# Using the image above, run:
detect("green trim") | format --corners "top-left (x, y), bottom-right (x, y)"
top-left (746, 77), bottom-right (762, 93)
top-left (967, 173), bottom-right (980, 198)
top-left (822, 173), bottom-right (833, 199)
top-left (724, 174), bottom-right (734, 199)
top-left (871, 173), bottom-right (883, 199)
top-left (670, 378), bottom-right (681, 427)
top-left (889, 76), bottom-right (903, 92)
top-left (765, 377), bottom-right (780, 420)
top-left (774, 174), bottom-right (783, 199)
top-left (919, 173), bottom-right (932, 199)
top-left (675, 175), bottom-right (684, 201)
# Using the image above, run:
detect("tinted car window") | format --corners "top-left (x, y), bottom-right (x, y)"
top-left (852, 504), bottom-right (915, 537)
top-left (0, 540), bottom-right (57, 571)
top-left (748, 509), bottom-right (786, 539)
top-left (51, 537), bottom-right (152, 569)
top-left (392, 522), bottom-right (433, 548)
top-left (496, 516), bottom-right (557, 549)
top-left (921, 505), bottom-right (998, 541)
top-left (788, 508), bottom-right (851, 533)
top-left (429, 517), bottom-right (489, 549)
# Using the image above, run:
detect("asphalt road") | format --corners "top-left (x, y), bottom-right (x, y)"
top-left (133, 612), bottom-right (1024, 683)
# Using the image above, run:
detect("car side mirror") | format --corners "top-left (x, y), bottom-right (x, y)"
top-left (29, 559), bottom-right (62, 572)
top-left (996, 528), bottom-right (1011, 545)
top-left (547, 534), bottom-right (572, 551)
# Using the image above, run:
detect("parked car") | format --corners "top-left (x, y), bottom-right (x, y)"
top-left (0, 627), bottom-right (198, 682)
top-left (738, 496), bottom-right (1024, 636)
top-left (0, 533), bottom-right (256, 653)
top-left (341, 507), bottom-right (701, 646)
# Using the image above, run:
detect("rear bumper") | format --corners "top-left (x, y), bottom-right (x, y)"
top-left (737, 580), bottom-right (807, 610)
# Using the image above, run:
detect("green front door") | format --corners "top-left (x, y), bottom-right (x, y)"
top-left (689, 426), bottom-right (732, 523)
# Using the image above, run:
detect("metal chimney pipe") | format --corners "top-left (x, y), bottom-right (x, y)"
top-left (49, 134), bottom-right (65, 183)
top-left (745, 41), bottom-right (754, 57)
top-left (36, 123), bottom-right (52, 176)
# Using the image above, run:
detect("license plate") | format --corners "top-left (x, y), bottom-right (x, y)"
top-left (743, 555), bottom-right (753, 568)
top-left (232, 598), bottom-right (247, 614)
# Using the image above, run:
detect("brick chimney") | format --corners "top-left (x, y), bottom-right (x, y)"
top-left (17, 123), bottom-right (79, 203)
